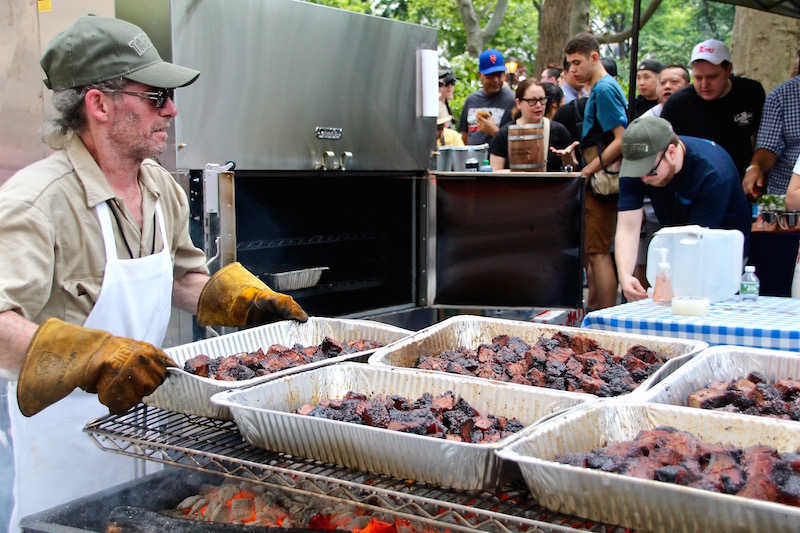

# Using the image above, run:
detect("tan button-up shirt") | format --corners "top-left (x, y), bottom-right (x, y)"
top-left (0, 137), bottom-right (209, 325)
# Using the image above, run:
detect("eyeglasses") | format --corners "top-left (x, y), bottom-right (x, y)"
top-left (646, 149), bottom-right (667, 176)
top-left (521, 97), bottom-right (548, 106)
top-left (483, 71), bottom-right (504, 79)
top-left (106, 88), bottom-right (175, 108)
top-left (439, 80), bottom-right (455, 87)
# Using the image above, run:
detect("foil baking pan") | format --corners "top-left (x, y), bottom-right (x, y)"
top-left (367, 315), bottom-right (708, 398)
top-left (144, 317), bottom-right (413, 420)
top-left (641, 344), bottom-right (800, 421)
top-left (265, 267), bottom-right (329, 290)
top-left (497, 401), bottom-right (800, 533)
top-left (210, 362), bottom-right (598, 490)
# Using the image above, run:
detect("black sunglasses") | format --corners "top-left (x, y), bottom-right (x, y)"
top-left (647, 149), bottom-right (667, 176)
top-left (521, 97), bottom-right (547, 106)
top-left (107, 88), bottom-right (175, 108)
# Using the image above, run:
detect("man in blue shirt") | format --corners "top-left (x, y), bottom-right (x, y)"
top-left (615, 116), bottom-right (751, 301)
top-left (565, 32), bottom-right (628, 310)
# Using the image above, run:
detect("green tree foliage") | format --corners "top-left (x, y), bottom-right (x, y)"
top-left (302, 0), bottom-right (734, 120)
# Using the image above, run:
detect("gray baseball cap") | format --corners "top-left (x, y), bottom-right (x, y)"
top-left (619, 116), bottom-right (675, 178)
top-left (41, 15), bottom-right (200, 90)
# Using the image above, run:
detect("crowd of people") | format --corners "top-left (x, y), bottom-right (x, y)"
top-left (438, 34), bottom-right (798, 310)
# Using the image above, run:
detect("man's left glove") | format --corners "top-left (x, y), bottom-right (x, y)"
top-left (17, 318), bottom-right (177, 417)
top-left (196, 262), bottom-right (309, 327)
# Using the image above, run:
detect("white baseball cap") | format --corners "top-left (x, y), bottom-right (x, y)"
top-left (690, 39), bottom-right (730, 66)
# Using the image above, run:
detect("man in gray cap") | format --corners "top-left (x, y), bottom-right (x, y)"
top-left (0, 15), bottom-right (306, 530)
top-left (660, 39), bottom-right (765, 179)
top-left (614, 116), bottom-right (751, 302)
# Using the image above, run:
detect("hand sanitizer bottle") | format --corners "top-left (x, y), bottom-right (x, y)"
top-left (652, 248), bottom-right (673, 303)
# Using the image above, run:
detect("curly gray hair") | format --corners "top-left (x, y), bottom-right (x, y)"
top-left (41, 78), bottom-right (128, 149)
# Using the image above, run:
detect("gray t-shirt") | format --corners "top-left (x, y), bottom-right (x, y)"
top-left (457, 87), bottom-right (515, 146)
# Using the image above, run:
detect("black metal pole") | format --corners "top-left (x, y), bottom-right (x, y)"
top-left (628, 0), bottom-right (642, 123)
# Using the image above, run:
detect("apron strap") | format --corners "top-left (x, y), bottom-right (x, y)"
top-left (153, 201), bottom-right (168, 254)
top-left (95, 202), bottom-right (118, 261)
top-left (96, 200), bottom-right (168, 260)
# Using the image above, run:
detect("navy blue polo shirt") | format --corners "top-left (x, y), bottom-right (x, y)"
top-left (619, 136), bottom-right (751, 254)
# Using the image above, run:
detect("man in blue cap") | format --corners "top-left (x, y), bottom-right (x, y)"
top-left (457, 48), bottom-right (516, 146)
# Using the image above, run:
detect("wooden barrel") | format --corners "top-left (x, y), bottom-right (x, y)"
top-left (508, 124), bottom-right (545, 172)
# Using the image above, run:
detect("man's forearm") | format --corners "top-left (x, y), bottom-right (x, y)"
top-left (748, 148), bottom-right (778, 174)
top-left (172, 272), bottom-right (211, 315)
top-left (0, 310), bottom-right (40, 376)
top-left (615, 210), bottom-right (643, 278)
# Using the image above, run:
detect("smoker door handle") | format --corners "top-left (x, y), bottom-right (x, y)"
top-left (314, 151), bottom-right (335, 171)
top-left (335, 151), bottom-right (353, 171)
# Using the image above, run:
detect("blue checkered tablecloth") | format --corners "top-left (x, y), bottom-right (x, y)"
top-left (581, 296), bottom-right (800, 351)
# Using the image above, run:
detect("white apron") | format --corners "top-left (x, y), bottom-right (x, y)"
top-left (8, 200), bottom-right (173, 532)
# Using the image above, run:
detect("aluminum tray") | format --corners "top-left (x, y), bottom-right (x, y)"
top-left (210, 362), bottom-right (598, 491)
top-left (265, 267), bottom-right (329, 291)
top-left (641, 345), bottom-right (800, 420)
top-left (367, 315), bottom-right (708, 398)
top-left (143, 317), bottom-right (412, 420)
top-left (497, 401), bottom-right (800, 533)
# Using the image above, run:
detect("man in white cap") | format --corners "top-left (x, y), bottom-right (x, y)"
top-left (660, 39), bottom-right (765, 179)
top-left (0, 15), bottom-right (307, 530)
top-left (457, 48), bottom-right (516, 146)
top-left (614, 117), bottom-right (751, 302)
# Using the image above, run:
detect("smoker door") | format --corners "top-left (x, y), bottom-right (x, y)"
top-left (117, 0), bottom-right (437, 173)
top-left (430, 173), bottom-right (585, 310)
top-left (222, 172), bottom-right (419, 318)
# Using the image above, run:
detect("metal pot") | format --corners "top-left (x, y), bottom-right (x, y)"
top-left (778, 211), bottom-right (800, 230)
top-left (451, 144), bottom-right (489, 171)
top-left (436, 146), bottom-right (453, 171)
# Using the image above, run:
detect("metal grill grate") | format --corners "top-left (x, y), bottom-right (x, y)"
top-left (85, 404), bottom-right (631, 533)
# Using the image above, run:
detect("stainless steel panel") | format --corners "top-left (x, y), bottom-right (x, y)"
top-left (211, 362), bottom-right (597, 490)
top-left (118, 0), bottom-right (437, 172)
top-left (498, 401), bottom-right (800, 533)
top-left (144, 316), bottom-right (413, 420)
top-left (368, 315), bottom-right (709, 397)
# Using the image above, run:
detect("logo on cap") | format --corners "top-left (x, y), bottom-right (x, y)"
top-left (489, 54), bottom-right (498, 65)
top-left (697, 45), bottom-right (715, 55)
top-left (626, 143), bottom-right (651, 154)
top-left (128, 33), bottom-right (154, 56)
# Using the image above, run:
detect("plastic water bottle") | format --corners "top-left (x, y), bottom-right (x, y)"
top-left (465, 157), bottom-right (479, 171)
top-left (740, 265), bottom-right (760, 301)
top-left (479, 159), bottom-right (493, 172)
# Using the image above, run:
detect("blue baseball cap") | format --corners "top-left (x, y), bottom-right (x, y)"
top-left (479, 49), bottom-right (506, 75)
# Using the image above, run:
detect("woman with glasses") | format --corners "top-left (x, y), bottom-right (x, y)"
top-left (489, 78), bottom-right (575, 171)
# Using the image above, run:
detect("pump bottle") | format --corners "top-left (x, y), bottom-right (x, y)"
top-left (652, 248), bottom-right (673, 303)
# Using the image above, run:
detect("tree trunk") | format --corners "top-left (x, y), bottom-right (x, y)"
top-left (535, 0), bottom-right (572, 76)
top-left (730, 6), bottom-right (800, 94)
top-left (569, 0), bottom-right (590, 38)
top-left (458, 0), bottom-right (510, 58)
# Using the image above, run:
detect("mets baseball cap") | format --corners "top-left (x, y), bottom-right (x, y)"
top-left (41, 15), bottom-right (200, 90)
top-left (690, 39), bottom-right (731, 66)
top-left (479, 49), bottom-right (507, 75)
top-left (619, 116), bottom-right (675, 178)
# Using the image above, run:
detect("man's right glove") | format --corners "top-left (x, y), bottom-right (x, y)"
top-left (196, 262), bottom-right (309, 327)
top-left (16, 318), bottom-right (177, 417)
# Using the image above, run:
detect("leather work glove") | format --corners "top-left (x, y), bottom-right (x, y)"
top-left (196, 262), bottom-right (309, 327)
top-left (17, 318), bottom-right (177, 417)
